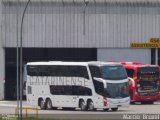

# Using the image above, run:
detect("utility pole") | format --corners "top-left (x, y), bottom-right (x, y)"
top-left (16, 0), bottom-right (19, 119)
top-left (83, 0), bottom-right (89, 35)
top-left (20, 0), bottom-right (31, 119)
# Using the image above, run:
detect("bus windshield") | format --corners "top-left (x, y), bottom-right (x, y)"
top-left (104, 82), bottom-right (129, 98)
top-left (101, 66), bottom-right (128, 80)
top-left (137, 67), bottom-right (159, 95)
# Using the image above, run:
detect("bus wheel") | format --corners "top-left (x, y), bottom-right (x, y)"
top-left (111, 108), bottom-right (118, 111)
top-left (46, 99), bottom-right (53, 110)
top-left (39, 99), bottom-right (46, 110)
top-left (87, 100), bottom-right (94, 111)
top-left (79, 100), bottom-right (86, 111)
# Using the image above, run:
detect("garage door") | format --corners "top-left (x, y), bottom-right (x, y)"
top-left (5, 48), bottom-right (97, 100)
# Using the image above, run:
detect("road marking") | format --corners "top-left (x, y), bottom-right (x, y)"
top-left (0, 104), bottom-right (18, 107)
top-left (0, 104), bottom-right (31, 107)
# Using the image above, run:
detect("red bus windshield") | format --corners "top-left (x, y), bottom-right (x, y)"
top-left (137, 67), bottom-right (159, 95)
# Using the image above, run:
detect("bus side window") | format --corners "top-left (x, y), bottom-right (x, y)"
top-left (69, 66), bottom-right (89, 80)
top-left (38, 66), bottom-right (49, 76)
top-left (126, 68), bottom-right (134, 78)
top-left (72, 86), bottom-right (92, 96)
top-left (89, 66), bottom-right (104, 95)
top-left (48, 66), bottom-right (60, 76)
top-left (27, 65), bottom-right (39, 76)
top-left (79, 67), bottom-right (89, 80)
top-left (89, 66), bottom-right (101, 78)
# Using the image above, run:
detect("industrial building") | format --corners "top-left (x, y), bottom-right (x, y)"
top-left (0, 0), bottom-right (160, 100)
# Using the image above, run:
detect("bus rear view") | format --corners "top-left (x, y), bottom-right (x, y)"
top-left (136, 66), bottom-right (160, 103)
top-left (123, 62), bottom-right (160, 104)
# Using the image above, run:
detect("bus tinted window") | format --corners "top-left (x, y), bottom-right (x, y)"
top-left (50, 85), bottom-right (92, 96)
top-left (101, 66), bottom-right (128, 80)
top-left (93, 80), bottom-right (104, 96)
top-left (126, 69), bottom-right (134, 78)
top-left (27, 66), bottom-right (39, 76)
top-left (38, 66), bottom-right (49, 76)
top-left (89, 66), bottom-right (101, 78)
top-left (27, 65), bottom-right (89, 79)
top-left (72, 86), bottom-right (92, 95)
top-left (104, 82), bottom-right (129, 98)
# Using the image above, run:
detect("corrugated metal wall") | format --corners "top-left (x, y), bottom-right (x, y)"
top-left (2, 0), bottom-right (160, 48)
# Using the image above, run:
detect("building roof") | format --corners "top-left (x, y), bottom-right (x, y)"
top-left (3, 0), bottom-right (160, 7)
top-left (3, 0), bottom-right (160, 4)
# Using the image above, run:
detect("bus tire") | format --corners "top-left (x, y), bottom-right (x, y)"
top-left (111, 108), bottom-right (118, 111)
top-left (39, 99), bottom-right (46, 110)
top-left (79, 100), bottom-right (86, 111)
top-left (87, 100), bottom-right (94, 111)
top-left (46, 99), bottom-right (53, 110)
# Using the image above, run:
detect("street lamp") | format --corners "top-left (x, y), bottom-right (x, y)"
top-left (83, 0), bottom-right (89, 35)
top-left (16, 0), bottom-right (19, 118)
top-left (19, 0), bottom-right (31, 119)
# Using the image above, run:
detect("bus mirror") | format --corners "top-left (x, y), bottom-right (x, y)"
top-left (128, 77), bottom-right (131, 81)
top-left (93, 77), bottom-right (100, 81)
top-left (93, 77), bottom-right (104, 82)
top-left (93, 77), bottom-right (107, 88)
top-left (128, 77), bottom-right (135, 87)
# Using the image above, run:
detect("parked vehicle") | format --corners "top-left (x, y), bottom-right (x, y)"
top-left (118, 62), bottom-right (160, 104)
top-left (26, 61), bottom-right (130, 111)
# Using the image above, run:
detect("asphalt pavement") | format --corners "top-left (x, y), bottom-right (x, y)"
top-left (0, 101), bottom-right (160, 119)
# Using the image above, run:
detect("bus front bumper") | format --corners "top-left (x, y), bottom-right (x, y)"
top-left (132, 94), bottom-right (160, 102)
top-left (106, 97), bottom-right (130, 108)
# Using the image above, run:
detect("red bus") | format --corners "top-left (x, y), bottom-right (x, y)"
top-left (118, 62), bottom-right (160, 104)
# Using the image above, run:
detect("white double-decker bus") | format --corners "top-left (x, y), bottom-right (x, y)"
top-left (26, 61), bottom-right (130, 111)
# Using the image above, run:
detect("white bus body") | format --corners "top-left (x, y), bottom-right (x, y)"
top-left (26, 61), bottom-right (130, 111)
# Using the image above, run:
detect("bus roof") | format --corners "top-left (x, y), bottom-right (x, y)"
top-left (27, 61), bottom-right (122, 66)
top-left (111, 61), bottom-right (159, 68)
top-left (122, 62), bottom-right (159, 68)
